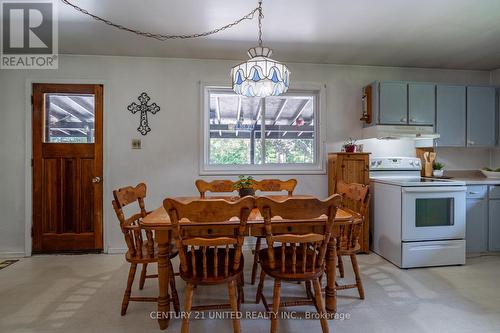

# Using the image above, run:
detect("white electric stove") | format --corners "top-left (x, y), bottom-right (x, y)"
top-left (370, 157), bottom-right (466, 268)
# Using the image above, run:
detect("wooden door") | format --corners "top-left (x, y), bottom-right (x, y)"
top-left (32, 83), bottom-right (103, 253)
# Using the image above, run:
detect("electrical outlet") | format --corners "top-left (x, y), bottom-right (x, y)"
top-left (131, 138), bottom-right (141, 149)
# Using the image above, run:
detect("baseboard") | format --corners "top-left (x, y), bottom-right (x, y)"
top-left (0, 252), bottom-right (26, 258)
top-left (107, 247), bottom-right (127, 254)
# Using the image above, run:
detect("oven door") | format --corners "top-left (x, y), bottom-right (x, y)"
top-left (402, 186), bottom-right (466, 241)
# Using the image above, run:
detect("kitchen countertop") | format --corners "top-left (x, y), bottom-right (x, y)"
top-left (444, 170), bottom-right (500, 185)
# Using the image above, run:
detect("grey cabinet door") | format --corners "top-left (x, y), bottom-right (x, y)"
top-left (436, 85), bottom-right (466, 147)
top-left (379, 82), bottom-right (408, 124)
top-left (408, 83), bottom-right (435, 125)
top-left (466, 198), bottom-right (488, 253)
top-left (467, 86), bottom-right (497, 147)
top-left (489, 199), bottom-right (500, 251)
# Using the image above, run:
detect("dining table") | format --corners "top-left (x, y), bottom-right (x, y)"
top-left (140, 195), bottom-right (358, 330)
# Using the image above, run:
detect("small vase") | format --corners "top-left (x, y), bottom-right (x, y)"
top-left (239, 188), bottom-right (255, 197)
top-left (433, 170), bottom-right (444, 178)
top-left (344, 145), bottom-right (356, 153)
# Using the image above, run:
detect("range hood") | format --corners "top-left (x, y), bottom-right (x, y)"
top-left (362, 125), bottom-right (440, 140)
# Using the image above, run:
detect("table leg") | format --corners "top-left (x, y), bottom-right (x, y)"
top-left (156, 230), bottom-right (171, 330)
top-left (325, 236), bottom-right (337, 313)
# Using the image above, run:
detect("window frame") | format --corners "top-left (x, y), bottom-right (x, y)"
top-left (199, 82), bottom-right (327, 175)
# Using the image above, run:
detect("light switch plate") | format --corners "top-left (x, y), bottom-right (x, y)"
top-left (131, 138), bottom-right (142, 149)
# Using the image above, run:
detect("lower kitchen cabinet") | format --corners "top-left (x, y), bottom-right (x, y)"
top-left (466, 186), bottom-right (488, 253)
top-left (489, 186), bottom-right (500, 251)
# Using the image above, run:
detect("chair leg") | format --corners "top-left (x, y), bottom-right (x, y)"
top-left (168, 259), bottom-right (181, 313)
top-left (139, 263), bottom-right (147, 290)
top-left (351, 254), bottom-right (365, 299)
top-left (305, 281), bottom-right (314, 300)
top-left (121, 263), bottom-right (137, 316)
top-left (251, 237), bottom-right (262, 285)
top-left (181, 283), bottom-right (194, 333)
top-left (237, 273), bottom-right (245, 309)
top-left (337, 255), bottom-right (345, 278)
top-left (228, 280), bottom-right (241, 333)
top-left (270, 279), bottom-right (282, 333)
top-left (256, 269), bottom-right (266, 304)
top-left (313, 278), bottom-right (329, 333)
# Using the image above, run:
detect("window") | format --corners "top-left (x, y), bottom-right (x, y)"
top-left (44, 93), bottom-right (95, 143)
top-left (201, 85), bottom-right (325, 174)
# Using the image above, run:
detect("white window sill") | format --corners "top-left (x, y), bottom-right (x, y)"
top-left (199, 164), bottom-right (326, 176)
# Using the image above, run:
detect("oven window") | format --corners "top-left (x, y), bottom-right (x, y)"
top-left (415, 198), bottom-right (454, 227)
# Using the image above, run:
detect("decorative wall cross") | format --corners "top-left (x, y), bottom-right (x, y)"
top-left (127, 92), bottom-right (160, 135)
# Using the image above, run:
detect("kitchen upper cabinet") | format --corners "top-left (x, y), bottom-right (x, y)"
top-left (379, 82), bottom-right (408, 125)
top-left (436, 85), bottom-right (466, 147)
top-left (467, 86), bottom-right (497, 147)
top-left (466, 186), bottom-right (488, 254)
top-left (408, 83), bottom-right (435, 125)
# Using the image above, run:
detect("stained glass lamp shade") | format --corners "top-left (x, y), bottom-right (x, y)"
top-left (231, 46), bottom-right (290, 97)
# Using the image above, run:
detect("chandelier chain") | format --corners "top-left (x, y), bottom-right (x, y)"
top-left (61, 0), bottom-right (261, 41)
top-left (257, 0), bottom-right (264, 46)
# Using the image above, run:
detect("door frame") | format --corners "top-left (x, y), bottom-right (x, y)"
top-left (25, 78), bottom-right (110, 256)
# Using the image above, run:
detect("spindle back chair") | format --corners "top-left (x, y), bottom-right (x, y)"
top-left (112, 183), bottom-right (179, 316)
top-left (335, 181), bottom-right (369, 299)
top-left (164, 196), bottom-right (255, 333)
top-left (250, 178), bottom-right (298, 284)
top-left (254, 195), bottom-right (342, 333)
top-left (194, 179), bottom-right (236, 198)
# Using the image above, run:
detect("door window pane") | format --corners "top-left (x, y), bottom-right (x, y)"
top-left (264, 95), bottom-right (315, 164)
top-left (415, 198), bottom-right (454, 227)
top-left (44, 93), bottom-right (95, 143)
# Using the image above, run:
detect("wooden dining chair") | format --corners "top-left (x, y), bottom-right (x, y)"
top-left (334, 181), bottom-right (369, 299)
top-left (164, 196), bottom-right (255, 333)
top-left (195, 179), bottom-right (236, 198)
top-left (255, 195), bottom-right (342, 333)
top-left (112, 183), bottom-right (180, 316)
top-left (251, 179), bottom-right (298, 285)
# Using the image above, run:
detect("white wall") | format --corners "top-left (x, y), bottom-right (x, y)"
top-left (0, 55), bottom-right (493, 255)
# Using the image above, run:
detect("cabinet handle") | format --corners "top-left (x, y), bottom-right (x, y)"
top-left (468, 192), bottom-right (479, 195)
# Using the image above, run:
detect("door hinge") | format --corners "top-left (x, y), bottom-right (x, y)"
top-left (31, 227), bottom-right (34, 237)
top-left (31, 95), bottom-right (34, 105)
top-left (31, 158), bottom-right (34, 167)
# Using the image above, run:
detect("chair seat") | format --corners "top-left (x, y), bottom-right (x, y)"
top-left (180, 248), bottom-right (244, 284)
top-left (258, 246), bottom-right (323, 281)
top-left (126, 242), bottom-right (178, 263)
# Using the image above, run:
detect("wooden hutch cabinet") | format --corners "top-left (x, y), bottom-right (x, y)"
top-left (328, 152), bottom-right (370, 253)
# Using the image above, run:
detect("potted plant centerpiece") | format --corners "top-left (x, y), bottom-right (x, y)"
top-left (433, 161), bottom-right (445, 178)
top-left (343, 138), bottom-right (357, 153)
top-left (234, 175), bottom-right (256, 197)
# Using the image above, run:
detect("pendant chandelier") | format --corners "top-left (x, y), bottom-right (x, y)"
top-left (231, 1), bottom-right (290, 97)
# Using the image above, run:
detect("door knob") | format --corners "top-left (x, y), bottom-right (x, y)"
top-left (92, 176), bottom-right (102, 184)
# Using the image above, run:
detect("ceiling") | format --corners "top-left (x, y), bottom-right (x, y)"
top-left (58, 0), bottom-right (500, 70)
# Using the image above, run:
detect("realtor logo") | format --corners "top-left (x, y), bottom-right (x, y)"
top-left (1, 0), bottom-right (58, 69)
